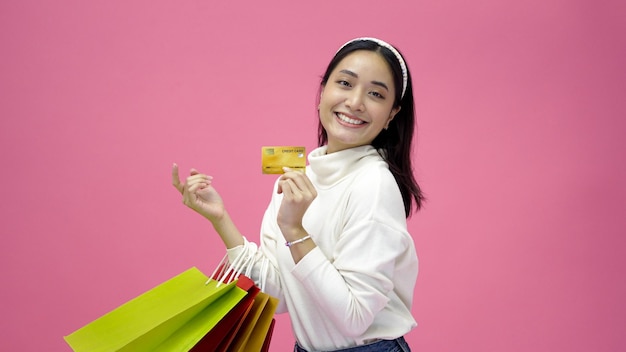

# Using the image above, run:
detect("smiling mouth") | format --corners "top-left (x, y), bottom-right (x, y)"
top-left (336, 112), bottom-right (366, 125)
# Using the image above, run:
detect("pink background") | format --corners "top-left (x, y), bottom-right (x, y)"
top-left (1, 0), bottom-right (625, 351)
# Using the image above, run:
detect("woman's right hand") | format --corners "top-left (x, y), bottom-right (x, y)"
top-left (172, 163), bottom-right (225, 223)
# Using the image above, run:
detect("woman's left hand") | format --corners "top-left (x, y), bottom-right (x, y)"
top-left (276, 167), bottom-right (317, 239)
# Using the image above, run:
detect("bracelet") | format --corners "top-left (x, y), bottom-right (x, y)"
top-left (285, 235), bottom-right (311, 247)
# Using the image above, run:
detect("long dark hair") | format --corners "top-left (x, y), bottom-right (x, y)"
top-left (317, 39), bottom-right (424, 217)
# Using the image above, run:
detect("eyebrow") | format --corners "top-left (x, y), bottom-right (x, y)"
top-left (339, 69), bottom-right (389, 91)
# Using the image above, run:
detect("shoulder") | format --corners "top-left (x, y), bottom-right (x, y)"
top-left (352, 154), bottom-right (399, 195)
top-left (347, 156), bottom-right (405, 222)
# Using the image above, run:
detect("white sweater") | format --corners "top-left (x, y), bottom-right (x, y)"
top-left (227, 145), bottom-right (418, 351)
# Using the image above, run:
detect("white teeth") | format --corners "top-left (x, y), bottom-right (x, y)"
top-left (337, 113), bottom-right (364, 125)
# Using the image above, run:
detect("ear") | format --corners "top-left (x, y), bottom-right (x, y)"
top-left (391, 105), bottom-right (401, 119)
top-left (385, 106), bottom-right (401, 129)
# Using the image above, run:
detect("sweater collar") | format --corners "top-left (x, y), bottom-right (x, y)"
top-left (307, 145), bottom-right (381, 188)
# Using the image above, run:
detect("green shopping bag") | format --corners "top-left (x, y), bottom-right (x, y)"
top-left (63, 267), bottom-right (247, 352)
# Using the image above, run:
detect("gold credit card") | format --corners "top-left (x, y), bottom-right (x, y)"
top-left (262, 146), bottom-right (306, 174)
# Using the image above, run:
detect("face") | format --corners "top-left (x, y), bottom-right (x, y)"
top-left (319, 50), bottom-right (400, 154)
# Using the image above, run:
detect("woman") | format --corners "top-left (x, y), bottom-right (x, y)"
top-left (173, 37), bottom-right (424, 352)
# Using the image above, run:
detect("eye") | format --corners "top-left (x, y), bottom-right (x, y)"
top-left (336, 80), bottom-right (351, 87)
top-left (370, 91), bottom-right (386, 99)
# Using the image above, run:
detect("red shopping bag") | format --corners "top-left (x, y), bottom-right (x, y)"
top-left (190, 275), bottom-right (259, 351)
top-left (190, 264), bottom-right (278, 352)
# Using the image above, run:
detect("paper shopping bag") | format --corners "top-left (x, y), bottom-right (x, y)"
top-left (228, 290), bottom-right (279, 352)
top-left (152, 279), bottom-right (252, 352)
top-left (261, 318), bottom-right (276, 352)
top-left (190, 275), bottom-right (259, 352)
top-left (188, 260), bottom-right (279, 352)
top-left (63, 267), bottom-right (247, 352)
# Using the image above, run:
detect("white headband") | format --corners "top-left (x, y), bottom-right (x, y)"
top-left (337, 37), bottom-right (408, 99)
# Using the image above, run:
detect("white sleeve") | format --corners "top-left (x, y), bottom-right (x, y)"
top-left (290, 170), bottom-right (414, 337)
top-left (226, 178), bottom-right (288, 312)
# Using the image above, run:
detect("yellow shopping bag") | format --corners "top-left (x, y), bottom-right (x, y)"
top-left (227, 290), bottom-right (279, 352)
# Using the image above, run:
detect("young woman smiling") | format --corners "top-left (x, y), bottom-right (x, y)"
top-left (173, 37), bottom-right (424, 352)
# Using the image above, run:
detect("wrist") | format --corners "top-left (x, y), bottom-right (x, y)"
top-left (285, 234), bottom-right (311, 247)
top-left (279, 225), bottom-right (316, 264)
top-left (209, 211), bottom-right (244, 248)
top-left (279, 225), bottom-right (308, 242)
top-left (206, 208), bottom-right (227, 226)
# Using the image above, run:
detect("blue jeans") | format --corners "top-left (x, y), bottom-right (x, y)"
top-left (294, 337), bottom-right (411, 352)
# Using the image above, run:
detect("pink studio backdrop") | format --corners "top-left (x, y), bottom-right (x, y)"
top-left (1, 1), bottom-right (625, 351)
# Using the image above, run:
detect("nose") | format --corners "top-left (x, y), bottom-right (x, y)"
top-left (344, 89), bottom-right (365, 112)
